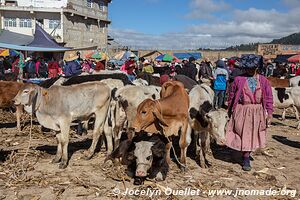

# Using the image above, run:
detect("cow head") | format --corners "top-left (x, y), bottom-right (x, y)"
top-left (14, 84), bottom-right (39, 107)
top-left (133, 99), bottom-right (168, 132)
top-left (204, 109), bottom-right (229, 145)
top-left (134, 141), bottom-right (154, 177)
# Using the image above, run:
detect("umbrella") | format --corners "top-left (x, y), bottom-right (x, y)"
top-left (90, 52), bottom-right (109, 61)
top-left (288, 54), bottom-right (300, 63)
top-left (113, 50), bottom-right (138, 61)
top-left (0, 49), bottom-right (9, 56)
top-left (155, 54), bottom-right (180, 62)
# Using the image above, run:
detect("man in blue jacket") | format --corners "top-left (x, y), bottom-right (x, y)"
top-left (213, 60), bottom-right (228, 109)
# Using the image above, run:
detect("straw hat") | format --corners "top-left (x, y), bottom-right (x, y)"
top-left (129, 53), bottom-right (136, 58)
top-left (65, 53), bottom-right (79, 62)
top-left (143, 59), bottom-right (150, 65)
top-left (25, 57), bottom-right (32, 62)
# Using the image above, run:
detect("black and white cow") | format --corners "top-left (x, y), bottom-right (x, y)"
top-left (106, 133), bottom-right (169, 185)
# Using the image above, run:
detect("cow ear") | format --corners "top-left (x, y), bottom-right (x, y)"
top-left (27, 89), bottom-right (37, 106)
top-left (152, 109), bottom-right (168, 127)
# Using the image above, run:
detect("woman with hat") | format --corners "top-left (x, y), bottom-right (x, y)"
top-left (64, 53), bottom-right (81, 77)
top-left (142, 59), bottom-right (154, 74)
top-left (124, 54), bottom-right (137, 81)
top-left (226, 54), bottom-right (273, 171)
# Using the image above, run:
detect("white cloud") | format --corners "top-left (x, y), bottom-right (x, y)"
top-left (109, 2), bottom-right (300, 50)
top-left (186, 0), bottom-right (230, 19)
top-left (282, 0), bottom-right (300, 7)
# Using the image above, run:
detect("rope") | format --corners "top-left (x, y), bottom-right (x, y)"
top-left (11, 108), bottom-right (33, 181)
top-left (155, 100), bottom-right (186, 169)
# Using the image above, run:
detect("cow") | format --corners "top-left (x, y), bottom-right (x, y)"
top-left (188, 84), bottom-right (229, 168)
top-left (14, 82), bottom-right (111, 169)
top-left (289, 76), bottom-right (300, 87)
top-left (0, 81), bottom-right (24, 131)
top-left (132, 81), bottom-right (190, 170)
top-left (112, 85), bottom-right (161, 147)
top-left (62, 73), bottom-right (132, 86)
top-left (107, 133), bottom-right (169, 185)
top-left (272, 87), bottom-right (299, 121)
top-left (267, 77), bottom-right (289, 88)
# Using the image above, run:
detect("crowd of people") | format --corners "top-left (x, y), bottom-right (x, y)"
top-left (0, 52), bottom-right (107, 81)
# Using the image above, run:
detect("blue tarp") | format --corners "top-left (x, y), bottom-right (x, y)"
top-left (173, 52), bottom-right (202, 60)
top-left (28, 23), bottom-right (68, 49)
top-left (155, 54), bottom-right (164, 61)
top-left (0, 42), bottom-right (70, 52)
top-left (274, 54), bottom-right (296, 63)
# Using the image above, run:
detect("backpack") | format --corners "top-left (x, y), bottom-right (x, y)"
top-left (214, 74), bottom-right (227, 91)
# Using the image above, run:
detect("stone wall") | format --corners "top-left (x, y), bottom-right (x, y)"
top-left (135, 49), bottom-right (256, 62)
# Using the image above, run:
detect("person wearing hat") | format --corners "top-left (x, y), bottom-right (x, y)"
top-left (180, 56), bottom-right (197, 81)
top-left (142, 59), bottom-right (154, 74)
top-left (199, 57), bottom-right (213, 84)
top-left (124, 54), bottom-right (137, 81)
top-left (213, 60), bottom-right (228, 109)
top-left (64, 53), bottom-right (81, 77)
top-left (226, 54), bottom-right (273, 171)
top-left (24, 57), bottom-right (37, 79)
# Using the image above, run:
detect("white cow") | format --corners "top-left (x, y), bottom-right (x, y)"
top-left (14, 82), bottom-right (111, 169)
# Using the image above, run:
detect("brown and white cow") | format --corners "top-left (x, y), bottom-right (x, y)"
top-left (132, 81), bottom-right (190, 170)
top-left (0, 81), bottom-right (24, 131)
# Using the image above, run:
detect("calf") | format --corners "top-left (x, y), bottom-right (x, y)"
top-left (14, 82), bottom-right (111, 169)
top-left (188, 84), bottom-right (229, 168)
top-left (133, 81), bottom-right (190, 170)
top-left (107, 133), bottom-right (169, 185)
top-left (272, 87), bottom-right (299, 120)
top-left (0, 81), bottom-right (24, 131)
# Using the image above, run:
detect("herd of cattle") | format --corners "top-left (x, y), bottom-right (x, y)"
top-left (0, 71), bottom-right (300, 185)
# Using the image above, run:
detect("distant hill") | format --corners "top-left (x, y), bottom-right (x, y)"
top-left (219, 32), bottom-right (300, 51)
top-left (271, 32), bottom-right (300, 45)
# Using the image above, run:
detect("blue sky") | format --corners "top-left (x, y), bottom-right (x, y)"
top-left (108, 0), bottom-right (300, 49)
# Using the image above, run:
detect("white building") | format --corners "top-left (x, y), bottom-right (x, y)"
top-left (0, 0), bottom-right (111, 48)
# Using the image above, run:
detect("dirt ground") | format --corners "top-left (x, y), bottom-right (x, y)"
top-left (0, 109), bottom-right (299, 200)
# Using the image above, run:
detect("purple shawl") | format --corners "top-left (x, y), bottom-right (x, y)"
top-left (228, 75), bottom-right (273, 115)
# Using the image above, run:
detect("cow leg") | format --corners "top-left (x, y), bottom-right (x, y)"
top-left (85, 106), bottom-right (108, 159)
top-left (282, 109), bottom-right (286, 120)
top-left (52, 133), bottom-right (62, 164)
top-left (16, 105), bottom-right (22, 131)
top-left (179, 121), bottom-right (189, 171)
top-left (166, 142), bottom-right (172, 165)
top-left (104, 117), bottom-right (113, 154)
top-left (199, 131), bottom-right (210, 168)
top-left (293, 105), bottom-right (299, 120)
top-left (59, 122), bottom-right (71, 169)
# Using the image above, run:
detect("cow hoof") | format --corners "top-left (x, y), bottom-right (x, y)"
top-left (52, 157), bottom-right (61, 163)
top-left (83, 151), bottom-right (93, 160)
top-left (155, 172), bottom-right (164, 181)
top-left (59, 162), bottom-right (68, 169)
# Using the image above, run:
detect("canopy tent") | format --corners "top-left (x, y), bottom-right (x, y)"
top-left (140, 50), bottom-right (163, 60)
top-left (173, 52), bottom-right (202, 60)
top-left (155, 54), bottom-right (180, 62)
top-left (288, 54), bottom-right (300, 63)
top-left (113, 50), bottom-right (138, 61)
top-left (27, 23), bottom-right (67, 49)
top-left (0, 42), bottom-right (71, 52)
top-left (274, 54), bottom-right (296, 63)
top-left (0, 29), bottom-right (33, 46)
top-left (0, 49), bottom-right (19, 57)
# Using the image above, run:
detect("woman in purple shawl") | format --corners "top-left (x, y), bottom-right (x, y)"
top-left (226, 54), bottom-right (273, 171)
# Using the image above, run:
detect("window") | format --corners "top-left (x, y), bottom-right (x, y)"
top-left (49, 20), bottom-right (61, 29)
top-left (99, 0), bottom-right (105, 11)
top-left (87, 0), bottom-right (92, 8)
top-left (19, 18), bottom-right (32, 28)
top-left (4, 18), bottom-right (17, 27)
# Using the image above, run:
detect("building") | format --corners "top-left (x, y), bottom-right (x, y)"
top-left (0, 0), bottom-right (111, 48)
top-left (258, 44), bottom-right (300, 59)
